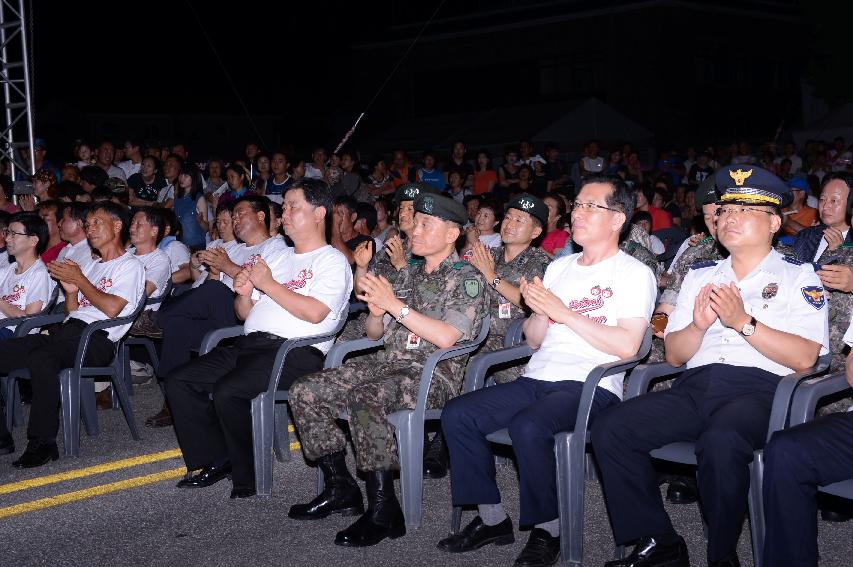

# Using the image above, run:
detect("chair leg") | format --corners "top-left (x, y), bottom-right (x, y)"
top-left (556, 432), bottom-right (585, 566)
top-left (2, 375), bottom-right (14, 431)
top-left (80, 378), bottom-right (99, 437)
top-left (252, 394), bottom-right (274, 497)
top-left (143, 341), bottom-right (160, 376)
top-left (748, 453), bottom-right (765, 567)
top-left (60, 369), bottom-right (82, 458)
top-left (392, 411), bottom-right (425, 529)
top-left (273, 402), bottom-right (290, 462)
top-left (111, 369), bottom-right (140, 441)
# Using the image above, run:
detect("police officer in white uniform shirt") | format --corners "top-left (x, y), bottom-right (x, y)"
top-left (592, 166), bottom-right (829, 567)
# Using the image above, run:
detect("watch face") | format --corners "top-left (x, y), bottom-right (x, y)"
top-left (742, 324), bottom-right (755, 336)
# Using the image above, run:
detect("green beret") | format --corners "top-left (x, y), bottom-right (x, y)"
top-left (413, 193), bottom-right (468, 225)
top-left (394, 182), bottom-right (439, 204)
top-left (506, 193), bottom-right (548, 226)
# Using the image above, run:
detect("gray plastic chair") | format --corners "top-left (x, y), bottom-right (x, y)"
top-left (321, 315), bottom-right (491, 529)
top-left (451, 329), bottom-right (653, 567)
top-left (199, 314), bottom-right (347, 497)
top-left (626, 353), bottom-right (831, 567)
top-left (120, 279), bottom-right (173, 394)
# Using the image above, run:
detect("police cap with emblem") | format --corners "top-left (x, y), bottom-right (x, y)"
top-left (413, 192), bottom-right (468, 225)
top-left (506, 193), bottom-right (548, 226)
top-left (714, 165), bottom-right (792, 208)
top-left (394, 182), bottom-right (439, 204)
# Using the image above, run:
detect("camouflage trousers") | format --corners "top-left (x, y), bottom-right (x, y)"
top-left (289, 358), bottom-right (456, 471)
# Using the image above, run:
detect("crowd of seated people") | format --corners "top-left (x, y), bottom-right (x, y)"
top-left (0, 135), bottom-right (851, 567)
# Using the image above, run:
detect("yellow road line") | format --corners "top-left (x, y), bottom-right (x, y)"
top-left (0, 467), bottom-right (186, 520)
top-left (0, 449), bottom-right (183, 495)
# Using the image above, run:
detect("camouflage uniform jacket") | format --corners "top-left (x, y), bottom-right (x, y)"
top-left (375, 251), bottom-right (488, 394)
top-left (659, 238), bottom-right (725, 307)
top-left (620, 240), bottom-right (660, 279)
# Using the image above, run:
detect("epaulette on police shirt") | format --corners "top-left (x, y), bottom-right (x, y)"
top-left (689, 260), bottom-right (719, 270)
top-left (782, 255), bottom-right (804, 266)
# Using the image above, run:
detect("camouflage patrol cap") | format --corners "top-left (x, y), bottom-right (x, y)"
top-left (506, 193), bottom-right (548, 226)
top-left (394, 182), bottom-right (439, 204)
top-left (413, 193), bottom-right (468, 225)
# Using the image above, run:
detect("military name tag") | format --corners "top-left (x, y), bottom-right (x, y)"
top-left (498, 302), bottom-right (511, 319)
top-left (406, 332), bottom-right (421, 349)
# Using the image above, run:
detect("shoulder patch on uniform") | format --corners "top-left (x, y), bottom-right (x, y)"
top-left (783, 255), bottom-right (804, 266)
top-left (407, 258), bottom-right (425, 265)
top-left (463, 278), bottom-right (481, 298)
top-left (689, 260), bottom-right (718, 270)
top-left (801, 286), bottom-right (826, 310)
top-left (452, 261), bottom-right (468, 270)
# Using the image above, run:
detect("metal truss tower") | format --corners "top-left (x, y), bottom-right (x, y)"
top-left (0, 0), bottom-right (33, 179)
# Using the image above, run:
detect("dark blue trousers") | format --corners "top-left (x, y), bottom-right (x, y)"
top-left (442, 376), bottom-right (618, 526)
top-left (762, 411), bottom-right (853, 567)
top-left (591, 364), bottom-right (781, 562)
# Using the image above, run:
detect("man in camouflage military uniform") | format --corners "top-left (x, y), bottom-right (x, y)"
top-left (468, 193), bottom-right (551, 383)
top-left (337, 183), bottom-right (439, 343)
top-left (288, 193), bottom-right (488, 548)
top-left (781, 172), bottom-right (853, 414)
top-left (648, 178), bottom-right (726, 365)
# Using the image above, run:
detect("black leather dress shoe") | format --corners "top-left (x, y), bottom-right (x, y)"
top-left (666, 476), bottom-right (698, 505)
top-left (708, 553), bottom-right (740, 567)
top-left (12, 441), bottom-right (58, 468)
top-left (605, 536), bottom-right (689, 567)
top-left (176, 462), bottom-right (232, 488)
top-left (0, 437), bottom-right (14, 455)
top-left (437, 516), bottom-right (514, 552)
top-left (230, 487), bottom-right (256, 499)
top-left (514, 528), bottom-right (560, 567)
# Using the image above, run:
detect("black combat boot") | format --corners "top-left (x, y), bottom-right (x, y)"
top-left (288, 451), bottom-right (364, 520)
top-left (334, 469), bottom-right (406, 547)
top-left (423, 431), bottom-right (449, 479)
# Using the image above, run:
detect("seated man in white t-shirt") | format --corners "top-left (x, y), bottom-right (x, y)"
top-left (129, 207), bottom-right (171, 302)
top-left (165, 179), bottom-right (351, 498)
top-left (439, 176), bottom-right (656, 566)
top-left (0, 202), bottom-right (144, 468)
top-left (188, 201), bottom-right (240, 289)
top-left (0, 213), bottom-right (52, 339)
top-left (56, 202), bottom-right (95, 271)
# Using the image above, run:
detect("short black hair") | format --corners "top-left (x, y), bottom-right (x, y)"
top-left (156, 207), bottom-right (182, 239)
top-left (268, 200), bottom-right (283, 221)
top-left (333, 195), bottom-right (358, 217)
top-left (64, 201), bottom-right (91, 225)
top-left (234, 194), bottom-right (271, 232)
top-left (0, 210), bottom-right (10, 230)
top-left (79, 165), bottom-right (108, 187)
top-left (9, 211), bottom-right (49, 255)
top-left (56, 180), bottom-right (83, 201)
top-left (91, 185), bottom-right (113, 201)
top-left (36, 199), bottom-right (62, 219)
top-left (355, 202), bottom-right (377, 232)
top-left (289, 178), bottom-right (332, 222)
top-left (215, 199), bottom-right (236, 217)
top-left (632, 210), bottom-right (653, 225)
top-left (582, 175), bottom-right (635, 240)
top-left (134, 206), bottom-right (166, 244)
top-left (90, 201), bottom-right (131, 245)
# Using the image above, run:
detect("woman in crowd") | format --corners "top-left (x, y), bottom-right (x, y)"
top-left (540, 194), bottom-right (569, 258)
top-left (446, 170), bottom-right (471, 203)
top-left (204, 158), bottom-right (226, 194)
top-left (173, 164), bottom-right (209, 251)
top-left (516, 164), bottom-right (536, 194)
top-left (497, 146), bottom-right (520, 189)
top-left (473, 149), bottom-right (497, 195)
top-left (128, 156), bottom-right (167, 208)
top-left (217, 164), bottom-right (253, 206)
top-left (366, 158), bottom-right (394, 198)
top-left (462, 199), bottom-right (502, 259)
top-left (371, 199), bottom-right (394, 246)
top-left (253, 153), bottom-right (271, 193)
top-left (416, 151), bottom-right (445, 190)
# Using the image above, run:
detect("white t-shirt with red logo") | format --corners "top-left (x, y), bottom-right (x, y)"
top-left (0, 260), bottom-right (51, 326)
top-left (522, 250), bottom-right (657, 398)
top-left (243, 244), bottom-right (352, 354)
top-left (220, 236), bottom-right (292, 291)
top-left (131, 248), bottom-right (171, 311)
top-left (68, 252), bottom-right (145, 342)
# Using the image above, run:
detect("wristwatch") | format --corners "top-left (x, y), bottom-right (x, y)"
top-left (740, 316), bottom-right (757, 337)
top-left (396, 304), bottom-right (410, 323)
top-left (491, 277), bottom-right (501, 289)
